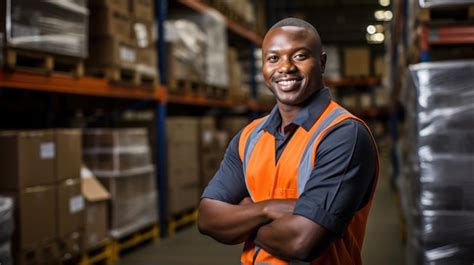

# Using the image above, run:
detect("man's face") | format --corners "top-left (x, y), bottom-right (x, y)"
top-left (262, 26), bottom-right (326, 107)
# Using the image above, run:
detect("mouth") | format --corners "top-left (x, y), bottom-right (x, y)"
top-left (274, 77), bottom-right (303, 91)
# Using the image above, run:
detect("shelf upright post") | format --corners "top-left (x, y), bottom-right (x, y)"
top-left (156, 0), bottom-right (168, 237)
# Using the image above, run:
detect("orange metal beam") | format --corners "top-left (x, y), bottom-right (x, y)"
top-left (0, 71), bottom-right (165, 101)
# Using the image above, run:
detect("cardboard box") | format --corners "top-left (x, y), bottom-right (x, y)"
top-left (16, 238), bottom-right (60, 265)
top-left (55, 129), bottom-right (82, 182)
top-left (57, 178), bottom-right (84, 238)
top-left (168, 183), bottom-right (199, 216)
top-left (137, 48), bottom-right (157, 68)
top-left (1, 185), bottom-right (56, 250)
top-left (88, 37), bottom-right (137, 68)
top-left (81, 166), bottom-right (110, 250)
top-left (90, 7), bottom-right (132, 42)
top-left (0, 130), bottom-right (55, 189)
top-left (130, 0), bottom-right (154, 21)
top-left (344, 47), bottom-right (370, 77)
top-left (89, 0), bottom-right (130, 14)
top-left (220, 117), bottom-right (249, 141)
top-left (374, 55), bottom-right (386, 77)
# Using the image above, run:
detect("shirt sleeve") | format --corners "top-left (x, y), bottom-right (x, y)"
top-left (293, 119), bottom-right (377, 238)
top-left (201, 130), bottom-right (249, 204)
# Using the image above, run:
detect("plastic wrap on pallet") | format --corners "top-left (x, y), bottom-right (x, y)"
top-left (419, 0), bottom-right (474, 8)
top-left (201, 10), bottom-right (229, 88)
top-left (97, 168), bottom-right (158, 238)
top-left (83, 128), bottom-right (153, 177)
top-left (165, 19), bottom-right (206, 83)
top-left (5, 0), bottom-right (89, 58)
top-left (0, 242), bottom-right (12, 265)
top-left (403, 60), bottom-right (474, 265)
top-left (0, 197), bottom-right (13, 243)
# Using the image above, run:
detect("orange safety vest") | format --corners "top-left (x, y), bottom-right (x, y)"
top-left (238, 101), bottom-right (379, 265)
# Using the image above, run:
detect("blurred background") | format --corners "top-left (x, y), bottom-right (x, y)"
top-left (0, 0), bottom-right (473, 264)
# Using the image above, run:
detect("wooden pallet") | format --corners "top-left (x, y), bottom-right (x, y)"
top-left (87, 66), bottom-right (158, 88)
top-left (168, 208), bottom-right (198, 236)
top-left (110, 223), bottom-right (159, 262)
top-left (419, 5), bottom-right (474, 23)
top-left (168, 79), bottom-right (204, 96)
top-left (4, 48), bottom-right (84, 77)
top-left (79, 240), bottom-right (114, 265)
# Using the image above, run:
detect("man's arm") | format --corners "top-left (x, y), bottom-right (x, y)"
top-left (254, 120), bottom-right (377, 261)
top-left (255, 215), bottom-right (333, 261)
top-left (198, 132), bottom-right (295, 245)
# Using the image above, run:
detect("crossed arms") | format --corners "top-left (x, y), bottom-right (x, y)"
top-left (197, 197), bottom-right (333, 261)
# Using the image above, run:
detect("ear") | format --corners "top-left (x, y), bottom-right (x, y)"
top-left (320, 52), bottom-right (327, 74)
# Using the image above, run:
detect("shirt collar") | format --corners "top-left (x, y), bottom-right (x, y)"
top-left (260, 87), bottom-right (332, 135)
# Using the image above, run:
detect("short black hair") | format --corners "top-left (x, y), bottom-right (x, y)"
top-left (269, 17), bottom-right (319, 38)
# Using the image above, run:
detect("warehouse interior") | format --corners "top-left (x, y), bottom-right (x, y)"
top-left (0, 0), bottom-right (472, 264)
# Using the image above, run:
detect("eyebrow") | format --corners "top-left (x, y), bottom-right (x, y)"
top-left (265, 47), bottom-right (311, 55)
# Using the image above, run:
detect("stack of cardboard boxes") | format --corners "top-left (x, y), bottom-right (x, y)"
top-left (0, 129), bottom-right (83, 264)
top-left (83, 128), bottom-right (157, 239)
top-left (87, 0), bottom-right (158, 85)
top-left (199, 117), bottom-right (228, 192)
top-left (166, 118), bottom-right (200, 217)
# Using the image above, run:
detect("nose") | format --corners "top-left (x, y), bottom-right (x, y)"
top-left (278, 57), bottom-right (297, 74)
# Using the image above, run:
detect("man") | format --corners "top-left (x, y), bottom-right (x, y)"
top-left (198, 17), bottom-right (378, 265)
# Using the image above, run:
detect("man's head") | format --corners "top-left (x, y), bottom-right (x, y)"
top-left (262, 18), bottom-right (326, 107)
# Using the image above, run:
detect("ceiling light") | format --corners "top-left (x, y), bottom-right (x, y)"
top-left (384, 10), bottom-right (393, 20)
top-left (367, 25), bottom-right (376, 34)
top-left (374, 33), bottom-right (385, 42)
top-left (375, 10), bottom-right (385, 21)
top-left (366, 33), bottom-right (385, 44)
top-left (379, 0), bottom-right (390, 6)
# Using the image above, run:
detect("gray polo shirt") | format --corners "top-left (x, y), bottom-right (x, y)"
top-left (202, 87), bottom-right (377, 238)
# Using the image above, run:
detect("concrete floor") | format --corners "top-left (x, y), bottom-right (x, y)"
top-left (119, 155), bottom-right (405, 265)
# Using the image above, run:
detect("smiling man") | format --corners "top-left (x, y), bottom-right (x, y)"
top-left (198, 18), bottom-right (379, 265)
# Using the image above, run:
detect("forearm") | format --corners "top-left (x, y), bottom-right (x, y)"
top-left (197, 198), bottom-right (269, 244)
top-left (255, 215), bottom-right (332, 261)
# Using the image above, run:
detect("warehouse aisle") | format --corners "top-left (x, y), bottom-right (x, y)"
top-left (362, 154), bottom-right (405, 265)
top-left (119, 153), bottom-right (405, 265)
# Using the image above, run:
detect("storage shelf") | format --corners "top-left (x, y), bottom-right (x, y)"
top-left (177, 0), bottom-right (263, 45)
top-left (167, 94), bottom-right (273, 112)
top-left (325, 77), bottom-right (382, 87)
top-left (420, 25), bottom-right (474, 46)
top-left (0, 71), bottom-right (165, 101)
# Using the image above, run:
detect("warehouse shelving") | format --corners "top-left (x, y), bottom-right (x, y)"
top-left (325, 76), bottom-right (382, 87)
top-left (176, 0), bottom-right (263, 45)
top-left (0, 71), bottom-right (165, 101)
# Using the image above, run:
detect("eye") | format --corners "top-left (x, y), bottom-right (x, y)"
top-left (267, 55), bottom-right (279, 63)
top-left (294, 53), bottom-right (308, 60)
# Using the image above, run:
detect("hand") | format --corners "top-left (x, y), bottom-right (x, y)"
top-left (262, 199), bottom-right (297, 220)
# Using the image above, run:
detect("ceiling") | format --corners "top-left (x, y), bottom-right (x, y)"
top-left (266, 0), bottom-right (390, 45)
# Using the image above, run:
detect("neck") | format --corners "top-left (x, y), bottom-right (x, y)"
top-left (277, 103), bottom-right (301, 133)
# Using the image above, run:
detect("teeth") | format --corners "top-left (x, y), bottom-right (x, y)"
top-left (278, 80), bottom-right (297, 85)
